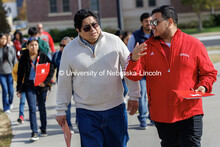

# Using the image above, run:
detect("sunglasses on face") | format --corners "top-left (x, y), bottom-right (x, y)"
top-left (59, 44), bottom-right (66, 48)
top-left (150, 18), bottom-right (168, 26)
top-left (82, 22), bottom-right (99, 32)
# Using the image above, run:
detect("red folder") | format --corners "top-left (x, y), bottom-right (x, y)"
top-left (173, 90), bottom-right (215, 99)
top-left (34, 63), bottom-right (50, 86)
top-left (61, 121), bottom-right (72, 147)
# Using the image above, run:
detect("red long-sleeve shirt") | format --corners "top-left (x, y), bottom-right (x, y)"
top-left (39, 31), bottom-right (55, 53)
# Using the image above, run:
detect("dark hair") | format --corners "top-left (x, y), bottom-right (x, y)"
top-left (13, 29), bottom-right (23, 44)
top-left (28, 27), bottom-right (38, 36)
top-left (74, 9), bottom-right (98, 30)
top-left (0, 33), bottom-right (9, 62)
top-left (115, 29), bottom-right (123, 37)
top-left (27, 37), bottom-right (39, 44)
top-left (121, 31), bottom-right (131, 42)
top-left (152, 5), bottom-right (178, 24)
top-left (140, 12), bottom-right (151, 22)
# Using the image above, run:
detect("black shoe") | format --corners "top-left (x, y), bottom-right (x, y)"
top-left (41, 130), bottom-right (48, 137)
top-left (30, 133), bottom-right (39, 141)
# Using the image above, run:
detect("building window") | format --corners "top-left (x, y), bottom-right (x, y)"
top-left (50, 0), bottom-right (57, 13)
top-left (90, 0), bottom-right (98, 11)
top-left (149, 0), bottom-right (156, 6)
top-left (63, 0), bottom-right (70, 12)
top-left (136, 0), bottom-right (143, 8)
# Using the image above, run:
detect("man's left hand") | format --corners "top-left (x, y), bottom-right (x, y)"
top-left (127, 100), bottom-right (139, 115)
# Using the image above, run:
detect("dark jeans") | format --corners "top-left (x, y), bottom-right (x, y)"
top-left (155, 115), bottom-right (203, 147)
top-left (76, 103), bottom-right (129, 147)
top-left (0, 74), bottom-right (14, 111)
top-left (25, 81), bottom-right (47, 133)
top-left (65, 103), bottom-right (72, 127)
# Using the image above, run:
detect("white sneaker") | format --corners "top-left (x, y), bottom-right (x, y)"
top-left (5, 110), bottom-right (11, 114)
top-left (10, 104), bottom-right (13, 110)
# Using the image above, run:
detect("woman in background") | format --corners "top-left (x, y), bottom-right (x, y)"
top-left (17, 37), bottom-right (54, 141)
top-left (121, 31), bottom-right (132, 97)
top-left (0, 33), bottom-right (17, 114)
top-left (13, 30), bottom-right (23, 59)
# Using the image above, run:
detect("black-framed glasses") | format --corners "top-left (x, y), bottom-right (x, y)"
top-left (59, 44), bottom-right (66, 48)
top-left (150, 18), bottom-right (168, 26)
top-left (82, 22), bottom-right (99, 32)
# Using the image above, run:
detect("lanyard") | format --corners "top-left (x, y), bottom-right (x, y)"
top-left (30, 56), bottom-right (40, 71)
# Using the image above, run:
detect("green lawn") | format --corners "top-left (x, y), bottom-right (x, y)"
top-left (181, 26), bottom-right (220, 34)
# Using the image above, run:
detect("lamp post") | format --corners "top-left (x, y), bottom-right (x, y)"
top-left (97, 0), bottom-right (101, 27)
top-left (116, 0), bottom-right (123, 31)
top-left (78, 0), bottom-right (81, 10)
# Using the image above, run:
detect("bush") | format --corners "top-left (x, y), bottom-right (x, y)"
top-left (0, 109), bottom-right (13, 147)
top-left (213, 14), bottom-right (220, 26)
top-left (178, 21), bottom-right (198, 29)
top-left (49, 28), bottom-right (78, 42)
top-left (203, 15), bottom-right (216, 28)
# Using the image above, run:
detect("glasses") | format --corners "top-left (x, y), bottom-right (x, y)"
top-left (82, 22), bottom-right (99, 32)
top-left (59, 44), bottom-right (66, 48)
top-left (28, 37), bottom-right (38, 42)
top-left (150, 18), bottom-right (168, 26)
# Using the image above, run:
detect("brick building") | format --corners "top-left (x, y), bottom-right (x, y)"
top-left (26, 0), bottom-right (220, 32)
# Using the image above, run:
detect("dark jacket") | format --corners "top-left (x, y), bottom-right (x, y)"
top-left (52, 50), bottom-right (62, 79)
top-left (133, 27), bottom-right (153, 44)
top-left (17, 49), bottom-right (54, 92)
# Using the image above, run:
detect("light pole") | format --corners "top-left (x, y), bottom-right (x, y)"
top-left (97, 0), bottom-right (101, 27)
top-left (116, 0), bottom-right (123, 31)
top-left (78, 0), bottom-right (81, 10)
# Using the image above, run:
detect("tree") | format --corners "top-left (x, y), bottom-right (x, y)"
top-left (181, 0), bottom-right (209, 31)
top-left (205, 0), bottom-right (220, 14)
top-left (0, 0), bottom-right (11, 33)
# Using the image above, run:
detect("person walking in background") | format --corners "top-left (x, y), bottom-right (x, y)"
top-left (56, 9), bottom-right (140, 147)
top-left (12, 59), bottom-right (26, 124)
top-left (127, 12), bottom-right (154, 129)
top-left (13, 30), bottom-right (23, 59)
top-left (52, 37), bottom-right (71, 81)
top-left (12, 30), bottom-right (26, 123)
top-left (121, 31), bottom-right (132, 98)
top-left (6, 33), bottom-right (13, 47)
top-left (23, 27), bottom-right (49, 56)
top-left (0, 33), bottom-right (17, 114)
top-left (125, 5), bottom-right (217, 146)
top-left (52, 36), bottom-right (75, 133)
top-left (37, 23), bottom-right (55, 59)
top-left (17, 37), bottom-right (54, 141)
top-left (121, 31), bottom-right (132, 46)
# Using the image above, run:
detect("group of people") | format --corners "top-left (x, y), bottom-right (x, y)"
top-left (0, 4), bottom-right (217, 147)
top-left (0, 23), bottom-right (75, 141)
top-left (56, 5), bottom-right (217, 147)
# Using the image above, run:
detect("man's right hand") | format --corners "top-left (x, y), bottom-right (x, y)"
top-left (55, 115), bottom-right (66, 126)
top-left (131, 42), bottom-right (148, 62)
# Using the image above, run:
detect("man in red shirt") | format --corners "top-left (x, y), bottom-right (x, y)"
top-left (125, 5), bottom-right (217, 147)
top-left (37, 23), bottom-right (55, 59)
